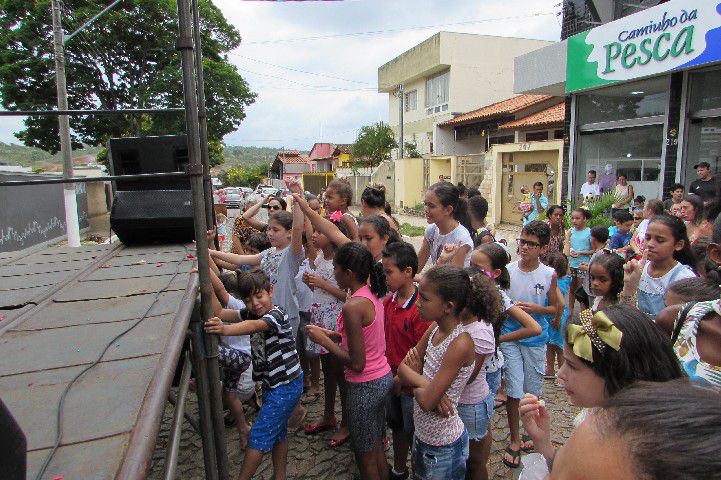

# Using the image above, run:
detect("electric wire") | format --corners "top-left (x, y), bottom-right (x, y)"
top-left (33, 247), bottom-right (193, 480)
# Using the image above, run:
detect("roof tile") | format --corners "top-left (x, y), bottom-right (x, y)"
top-left (439, 94), bottom-right (553, 127)
top-left (498, 103), bottom-right (565, 131)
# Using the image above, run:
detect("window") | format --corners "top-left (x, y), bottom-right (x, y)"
top-left (425, 70), bottom-right (449, 115)
top-left (405, 90), bottom-right (417, 112)
top-left (577, 76), bottom-right (668, 125)
top-left (525, 131), bottom-right (550, 142)
top-left (554, 129), bottom-right (565, 140)
top-left (684, 69), bottom-right (721, 190)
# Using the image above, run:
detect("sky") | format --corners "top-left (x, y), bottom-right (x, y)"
top-left (0, 0), bottom-right (562, 151)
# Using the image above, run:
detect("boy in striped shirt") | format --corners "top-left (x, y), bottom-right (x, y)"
top-left (206, 269), bottom-right (302, 480)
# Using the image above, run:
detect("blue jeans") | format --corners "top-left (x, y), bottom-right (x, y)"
top-left (483, 369), bottom-right (502, 417)
top-left (413, 430), bottom-right (469, 480)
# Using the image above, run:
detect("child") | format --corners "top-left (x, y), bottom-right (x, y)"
top-left (632, 195), bottom-right (646, 211)
top-left (204, 270), bottom-right (303, 480)
top-left (397, 265), bottom-right (477, 480)
top-left (502, 220), bottom-right (559, 468)
top-left (519, 185), bottom-right (533, 223)
top-left (469, 242), bottom-right (542, 476)
top-left (361, 185), bottom-right (398, 232)
top-left (467, 195), bottom-right (496, 247)
top-left (579, 226), bottom-right (611, 308)
top-left (382, 242), bottom-right (429, 480)
top-left (306, 243), bottom-right (392, 479)
top-left (518, 304), bottom-right (683, 473)
top-left (324, 178), bottom-right (359, 241)
top-left (609, 210), bottom-right (634, 252)
top-left (663, 277), bottom-right (721, 307)
top-left (303, 221), bottom-right (351, 449)
top-left (457, 273), bottom-right (504, 480)
top-left (622, 214), bottom-right (697, 319)
top-left (564, 208), bottom-right (593, 319)
top-left (418, 182), bottom-right (474, 270)
top-left (543, 252), bottom-right (570, 382)
top-left (216, 212), bottom-right (228, 246)
top-left (587, 252), bottom-right (625, 312)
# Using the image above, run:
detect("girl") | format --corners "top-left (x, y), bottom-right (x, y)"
top-left (630, 199), bottom-right (664, 254)
top-left (519, 304), bottom-right (684, 473)
top-left (457, 273), bottom-right (505, 480)
top-left (397, 265), bottom-right (477, 480)
top-left (324, 178), bottom-right (359, 241)
top-left (418, 182), bottom-right (474, 270)
top-left (216, 212), bottom-right (228, 247)
top-left (622, 214), bottom-right (697, 320)
top-left (303, 220), bottom-right (352, 448)
top-left (680, 194), bottom-right (712, 245)
top-left (467, 195), bottom-right (496, 247)
top-left (543, 252), bottom-right (570, 382)
top-left (306, 243), bottom-right (392, 479)
top-left (587, 252), bottom-right (625, 312)
top-left (564, 208), bottom-right (593, 320)
top-left (541, 205), bottom-right (565, 263)
top-left (361, 185), bottom-right (399, 232)
top-left (293, 192), bottom-right (398, 262)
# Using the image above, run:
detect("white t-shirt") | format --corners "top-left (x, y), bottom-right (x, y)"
top-left (225, 294), bottom-right (251, 355)
top-left (638, 262), bottom-right (696, 298)
top-left (425, 223), bottom-right (474, 268)
top-left (295, 258), bottom-right (313, 313)
top-left (483, 287), bottom-right (512, 373)
top-left (580, 182), bottom-right (601, 201)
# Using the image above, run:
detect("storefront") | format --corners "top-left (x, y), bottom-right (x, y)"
top-left (515, 0), bottom-right (721, 201)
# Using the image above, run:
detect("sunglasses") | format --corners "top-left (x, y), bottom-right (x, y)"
top-left (264, 204), bottom-right (282, 211)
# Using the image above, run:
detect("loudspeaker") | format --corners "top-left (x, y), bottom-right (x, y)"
top-left (111, 190), bottom-right (195, 244)
top-left (108, 135), bottom-right (190, 191)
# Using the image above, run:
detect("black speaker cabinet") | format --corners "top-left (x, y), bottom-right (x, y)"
top-left (111, 190), bottom-right (195, 244)
top-left (108, 135), bottom-right (190, 191)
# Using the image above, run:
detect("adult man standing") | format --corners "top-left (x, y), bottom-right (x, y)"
top-left (580, 170), bottom-right (601, 203)
top-left (524, 181), bottom-right (548, 225)
top-left (689, 162), bottom-right (719, 204)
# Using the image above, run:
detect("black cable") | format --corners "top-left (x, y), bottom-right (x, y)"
top-left (34, 245), bottom-right (192, 480)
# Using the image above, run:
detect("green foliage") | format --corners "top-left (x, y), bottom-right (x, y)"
top-left (399, 223), bottom-right (426, 237)
top-left (31, 166), bottom-right (45, 173)
top-left (562, 192), bottom-right (617, 230)
top-left (0, 0), bottom-right (255, 154)
top-left (404, 134), bottom-right (421, 158)
top-left (352, 122), bottom-right (397, 168)
top-left (218, 163), bottom-right (268, 187)
top-left (0, 141), bottom-right (102, 167)
top-left (222, 146), bottom-right (280, 166)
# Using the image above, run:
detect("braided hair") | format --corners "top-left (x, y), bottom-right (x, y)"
top-left (334, 242), bottom-right (387, 298)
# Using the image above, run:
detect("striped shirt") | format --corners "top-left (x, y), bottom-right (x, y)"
top-left (244, 306), bottom-right (301, 388)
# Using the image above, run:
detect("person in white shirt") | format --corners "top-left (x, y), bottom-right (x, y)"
top-left (579, 170), bottom-right (601, 203)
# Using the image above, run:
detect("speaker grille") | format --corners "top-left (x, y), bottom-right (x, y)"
top-left (111, 190), bottom-right (195, 244)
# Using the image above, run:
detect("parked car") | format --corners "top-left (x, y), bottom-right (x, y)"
top-left (246, 187), bottom-right (281, 207)
top-left (223, 187), bottom-right (243, 209)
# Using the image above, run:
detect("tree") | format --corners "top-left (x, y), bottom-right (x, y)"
top-left (404, 134), bottom-right (421, 158)
top-left (0, 0), bottom-right (255, 168)
top-left (352, 122), bottom-right (397, 168)
top-left (218, 163), bottom-right (267, 187)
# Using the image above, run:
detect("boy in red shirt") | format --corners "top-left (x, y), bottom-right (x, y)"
top-left (382, 242), bottom-right (430, 480)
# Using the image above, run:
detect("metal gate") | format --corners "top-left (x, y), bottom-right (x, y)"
top-left (456, 155), bottom-right (484, 188)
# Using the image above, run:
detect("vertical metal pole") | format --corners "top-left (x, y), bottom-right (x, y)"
top-left (191, 0), bottom-right (215, 230)
top-left (398, 84), bottom-right (404, 160)
top-left (175, 1), bottom-right (229, 479)
top-left (51, 0), bottom-right (81, 247)
top-left (164, 351), bottom-right (192, 480)
top-left (190, 319), bottom-right (219, 480)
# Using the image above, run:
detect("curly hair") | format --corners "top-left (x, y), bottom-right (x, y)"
top-left (467, 272), bottom-right (505, 329)
top-left (589, 252), bottom-right (625, 300)
top-left (328, 178), bottom-right (353, 206)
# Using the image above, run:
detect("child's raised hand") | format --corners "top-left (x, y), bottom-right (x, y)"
top-left (520, 394), bottom-right (553, 460)
top-left (204, 317), bottom-right (226, 335)
top-left (285, 177), bottom-right (303, 195)
top-left (623, 249), bottom-right (646, 291)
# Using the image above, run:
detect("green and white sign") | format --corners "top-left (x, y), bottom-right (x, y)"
top-left (567, 0), bottom-right (721, 93)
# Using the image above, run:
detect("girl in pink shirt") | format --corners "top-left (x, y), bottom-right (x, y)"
top-left (307, 242), bottom-right (392, 480)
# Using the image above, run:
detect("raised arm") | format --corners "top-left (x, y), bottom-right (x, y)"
top-left (209, 268), bottom-right (229, 306)
top-left (292, 193), bottom-right (351, 248)
top-left (209, 249), bottom-right (261, 268)
top-left (242, 195), bottom-right (270, 231)
top-left (290, 191), bottom-right (304, 257)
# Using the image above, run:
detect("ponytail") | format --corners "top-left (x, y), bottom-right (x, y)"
top-left (369, 261), bottom-right (388, 298)
top-left (334, 242), bottom-right (387, 298)
top-left (649, 215), bottom-right (696, 268)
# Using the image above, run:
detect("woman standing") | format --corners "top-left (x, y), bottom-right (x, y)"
top-left (681, 194), bottom-right (712, 245)
top-left (541, 205), bottom-right (565, 263)
top-left (611, 174), bottom-right (634, 215)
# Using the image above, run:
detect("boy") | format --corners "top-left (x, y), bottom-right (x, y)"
top-left (205, 270), bottom-right (302, 480)
top-left (609, 210), bottom-right (634, 253)
top-left (579, 226), bottom-right (610, 309)
top-left (502, 220), bottom-right (559, 469)
top-left (382, 242), bottom-right (429, 480)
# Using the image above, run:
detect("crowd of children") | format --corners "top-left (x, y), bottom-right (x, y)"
top-left (203, 178), bottom-right (721, 480)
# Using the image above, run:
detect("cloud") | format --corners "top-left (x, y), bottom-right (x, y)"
top-left (0, 0), bottom-right (561, 151)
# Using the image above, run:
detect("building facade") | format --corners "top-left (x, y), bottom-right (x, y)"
top-left (516, 0), bottom-right (721, 202)
top-left (378, 32), bottom-right (553, 156)
top-left (269, 151), bottom-right (311, 185)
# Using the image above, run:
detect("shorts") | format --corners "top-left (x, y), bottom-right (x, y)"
top-left (346, 373), bottom-right (393, 453)
top-left (218, 345), bottom-right (251, 393)
top-left (483, 369), bottom-right (502, 417)
top-left (386, 390), bottom-right (415, 442)
top-left (296, 311), bottom-right (318, 359)
top-left (500, 342), bottom-right (546, 400)
top-left (412, 430), bottom-right (469, 480)
top-left (570, 267), bottom-right (587, 280)
top-left (248, 373), bottom-right (303, 452)
top-left (457, 401), bottom-right (492, 441)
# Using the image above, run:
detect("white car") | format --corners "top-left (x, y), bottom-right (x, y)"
top-left (223, 187), bottom-right (243, 208)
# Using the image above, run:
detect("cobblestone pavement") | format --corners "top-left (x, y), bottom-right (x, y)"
top-left (147, 211), bottom-right (571, 479)
top-left (148, 378), bottom-right (578, 480)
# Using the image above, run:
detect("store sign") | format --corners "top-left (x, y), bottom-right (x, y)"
top-left (567, 0), bottom-right (721, 92)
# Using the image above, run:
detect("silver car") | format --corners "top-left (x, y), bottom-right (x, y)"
top-left (224, 187), bottom-right (243, 209)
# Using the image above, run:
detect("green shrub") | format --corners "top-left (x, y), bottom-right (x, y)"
top-left (399, 223), bottom-right (426, 237)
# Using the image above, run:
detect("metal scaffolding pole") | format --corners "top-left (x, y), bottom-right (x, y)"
top-left (191, 0), bottom-right (216, 231)
top-left (175, 0), bottom-right (229, 479)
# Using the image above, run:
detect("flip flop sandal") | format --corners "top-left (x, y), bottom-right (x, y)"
top-left (304, 418), bottom-right (338, 435)
top-left (521, 433), bottom-right (535, 452)
top-left (502, 446), bottom-right (521, 469)
top-left (494, 399), bottom-right (507, 410)
top-left (328, 434), bottom-right (350, 449)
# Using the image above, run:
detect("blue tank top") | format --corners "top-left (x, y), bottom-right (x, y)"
top-left (569, 227), bottom-right (591, 269)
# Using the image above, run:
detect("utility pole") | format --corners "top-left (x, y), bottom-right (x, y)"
top-left (51, 0), bottom-right (81, 247)
top-left (398, 84), bottom-right (404, 160)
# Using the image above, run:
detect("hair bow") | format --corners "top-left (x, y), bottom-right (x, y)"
top-left (329, 210), bottom-right (343, 222)
top-left (567, 310), bottom-right (623, 363)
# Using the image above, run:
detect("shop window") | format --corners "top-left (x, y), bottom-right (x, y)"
top-left (577, 77), bottom-right (668, 125)
top-left (689, 72), bottom-right (721, 113)
top-left (684, 69), bottom-right (721, 191)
